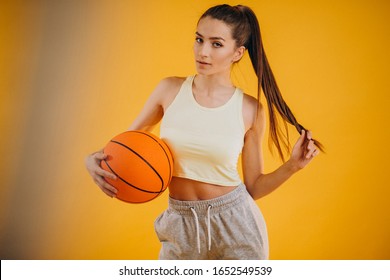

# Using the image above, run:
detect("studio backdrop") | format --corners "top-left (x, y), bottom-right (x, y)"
top-left (1, 0), bottom-right (389, 259)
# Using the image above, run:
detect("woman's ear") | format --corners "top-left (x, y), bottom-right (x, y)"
top-left (233, 46), bottom-right (246, 63)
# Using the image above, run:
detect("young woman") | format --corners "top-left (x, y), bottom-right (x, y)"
top-left (85, 4), bottom-right (322, 260)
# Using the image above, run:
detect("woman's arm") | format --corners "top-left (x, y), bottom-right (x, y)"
top-left (85, 77), bottom-right (183, 198)
top-left (128, 77), bottom-right (181, 131)
top-left (242, 98), bottom-right (319, 200)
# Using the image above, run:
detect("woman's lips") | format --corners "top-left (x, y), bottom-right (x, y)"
top-left (197, 60), bottom-right (211, 66)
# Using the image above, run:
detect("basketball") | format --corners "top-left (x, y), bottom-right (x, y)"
top-left (100, 130), bottom-right (173, 203)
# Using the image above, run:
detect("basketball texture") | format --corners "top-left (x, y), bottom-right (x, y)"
top-left (100, 130), bottom-right (173, 203)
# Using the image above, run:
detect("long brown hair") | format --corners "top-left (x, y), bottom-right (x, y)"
top-left (199, 4), bottom-right (324, 161)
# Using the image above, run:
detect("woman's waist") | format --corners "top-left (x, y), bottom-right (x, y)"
top-left (167, 180), bottom-right (248, 216)
top-left (168, 176), bottom-right (239, 201)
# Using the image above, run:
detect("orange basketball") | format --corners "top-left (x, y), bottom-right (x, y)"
top-left (100, 130), bottom-right (173, 203)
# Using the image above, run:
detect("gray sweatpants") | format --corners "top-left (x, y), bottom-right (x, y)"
top-left (154, 183), bottom-right (269, 260)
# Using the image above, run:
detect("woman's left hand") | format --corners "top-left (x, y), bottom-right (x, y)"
top-left (288, 130), bottom-right (320, 171)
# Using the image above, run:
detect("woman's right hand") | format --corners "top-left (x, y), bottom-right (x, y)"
top-left (85, 150), bottom-right (118, 198)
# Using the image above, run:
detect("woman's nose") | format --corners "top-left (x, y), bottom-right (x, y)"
top-left (198, 43), bottom-right (211, 58)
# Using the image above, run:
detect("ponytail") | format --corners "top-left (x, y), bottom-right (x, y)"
top-left (238, 5), bottom-right (324, 161)
top-left (200, 5), bottom-right (324, 161)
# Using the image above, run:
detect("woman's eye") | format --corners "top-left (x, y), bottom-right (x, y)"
top-left (213, 42), bottom-right (223, 48)
top-left (195, 37), bottom-right (203, 43)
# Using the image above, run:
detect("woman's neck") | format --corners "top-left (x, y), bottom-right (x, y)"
top-left (194, 72), bottom-right (234, 95)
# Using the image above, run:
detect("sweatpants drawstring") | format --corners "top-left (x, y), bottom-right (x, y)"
top-left (207, 205), bottom-right (212, 251)
top-left (190, 207), bottom-right (201, 254)
top-left (190, 205), bottom-right (213, 254)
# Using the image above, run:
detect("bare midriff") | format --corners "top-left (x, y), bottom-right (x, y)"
top-left (168, 176), bottom-right (238, 201)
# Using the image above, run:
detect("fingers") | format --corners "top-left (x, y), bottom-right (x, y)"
top-left (304, 130), bottom-right (319, 159)
top-left (86, 151), bottom-right (118, 198)
top-left (91, 152), bottom-right (117, 180)
top-left (95, 166), bottom-right (117, 181)
top-left (93, 151), bottom-right (108, 161)
top-left (305, 144), bottom-right (317, 159)
top-left (306, 130), bottom-right (312, 141)
top-left (290, 130), bottom-right (320, 169)
top-left (94, 175), bottom-right (118, 198)
top-left (296, 129), bottom-right (306, 147)
top-left (92, 170), bottom-right (118, 198)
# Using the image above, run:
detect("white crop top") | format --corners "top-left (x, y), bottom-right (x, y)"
top-left (160, 76), bottom-right (245, 186)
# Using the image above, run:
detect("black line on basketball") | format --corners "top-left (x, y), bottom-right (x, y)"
top-left (132, 131), bottom-right (173, 185)
top-left (103, 159), bottom-right (161, 194)
top-left (110, 139), bottom-right (165, 191)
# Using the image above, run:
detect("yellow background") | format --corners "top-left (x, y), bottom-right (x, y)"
top-left (1, 0), bottom-right (389, 259)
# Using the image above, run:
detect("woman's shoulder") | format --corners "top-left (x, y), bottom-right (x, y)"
top-left (242, 93), bottom-right (265, 114)
top-left (150, 76), bottom-right (186, 99)
top-left (153, 76), bottom-right (187, 110)
top-left (242, 93), bottom-right (265, 131)
top-left (157, 76), bottom-right (187, 90)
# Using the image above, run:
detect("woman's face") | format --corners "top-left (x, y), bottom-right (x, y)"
top-left (194, 16), bottom-right (244, 76)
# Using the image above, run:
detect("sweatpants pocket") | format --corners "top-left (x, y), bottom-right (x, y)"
top-left (154, 210), bottom-right (168, 242)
